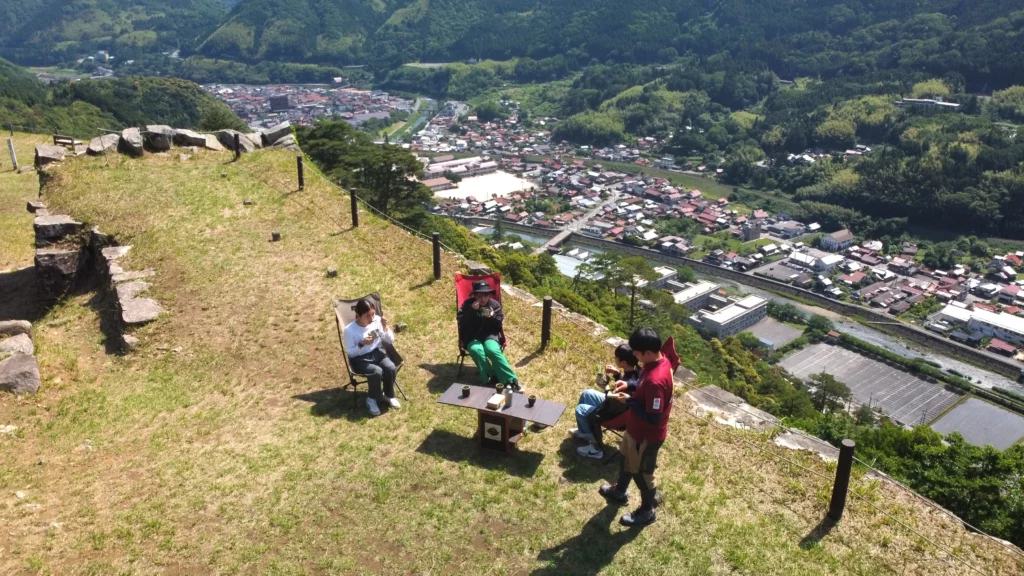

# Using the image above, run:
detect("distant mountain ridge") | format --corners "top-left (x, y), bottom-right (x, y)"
top-left (1, 0), bottom-right (1024, 88)
top-left (188, 0), bottom-right (1024, 88)
top-left (0, 0), bottom-right (234, 64)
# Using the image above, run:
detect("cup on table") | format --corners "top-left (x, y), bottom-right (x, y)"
top-left (462, 385), bottom-right (470, 398)
top-left (527, 395), bottom-right (537, 407)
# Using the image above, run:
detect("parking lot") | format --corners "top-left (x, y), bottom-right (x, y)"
top-left (780, 343), bottom-right (962, 425)
top-left (931, 398), bottom-right (1024, 450)
top-left (746, 318), bottom-right (803, 349)
top-left (752, 262), bottom-right (806, 282)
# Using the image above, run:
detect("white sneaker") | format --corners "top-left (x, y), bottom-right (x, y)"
top-left (366, 397), bottom-right (381, 416)
top-left (388, 397), bottom-right (401, 409)
top-left (569, 428), bottom-right (579, 437)
top-left (577, 445), bottom-right (604, 460)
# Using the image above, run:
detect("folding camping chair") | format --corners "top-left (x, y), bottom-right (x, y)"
top-left (332, 293), bottom-right (407, 408)
top-left (455, 273), bottom-right (507, 380)
top-left (600, 336), bottom-right (679, 465)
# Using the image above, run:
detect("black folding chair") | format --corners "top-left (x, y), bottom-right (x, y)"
top-left (332, 293), bottom-right (407, 408)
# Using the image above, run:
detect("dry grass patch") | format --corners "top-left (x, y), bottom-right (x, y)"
top-left (0, 147), bottom-right (1020, 575)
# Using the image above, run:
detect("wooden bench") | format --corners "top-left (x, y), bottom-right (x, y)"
top-left (52, 134), bottom-right (83, 149)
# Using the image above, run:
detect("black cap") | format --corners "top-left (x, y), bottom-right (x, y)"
top-left (472, 280), bottom-right (494, 294)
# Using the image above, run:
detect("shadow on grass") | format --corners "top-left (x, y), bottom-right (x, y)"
top-left (416, 429), bottom-right (544, 478)
top-left (419, 361), bottom-right (472, 394)
top-left (799, 516), bottom-right (837, 550)
top-left (554, 437), bottom-right (617, 485)
top-left (408, 277), bottom-right (436, 291)
top-left (532, 505), bottom-right (643, 576)
top-left (515, 347), bottom-right (544, 368)
top-left (0, 266), bottom-right (40, 322)
top-left (292, 387), bottom-right (373, 423)
top-left (85, 289), bottom-right (127, 355)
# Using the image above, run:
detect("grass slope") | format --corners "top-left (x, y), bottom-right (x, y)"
top-left (0, 140), bottom-right (1020, 575)
top-left (0, 132), bottom-right (45, 272)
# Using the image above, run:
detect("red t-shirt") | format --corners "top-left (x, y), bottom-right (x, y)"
top-left (625, 357), bottom-right (674, 444)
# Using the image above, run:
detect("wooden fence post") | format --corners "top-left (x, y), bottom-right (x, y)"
top-left (296, 154), bottom-right (304, 191)
top-left (827, 439), bottom-right (856, 522)
top-left (350, 188), bottom-right (359, 228)
top-left (432, 232), bottom-right (441, 280)
top-left (541, 296), bottom-right (553, 349)
top-left (7, 138), bottom-right (18, 172)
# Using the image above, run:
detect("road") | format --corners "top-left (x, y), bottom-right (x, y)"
top-left (532, 191), bottom-right (618, 255)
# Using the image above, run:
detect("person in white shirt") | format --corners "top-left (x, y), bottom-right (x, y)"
top-left (344, 299), bottom-right (398, 416)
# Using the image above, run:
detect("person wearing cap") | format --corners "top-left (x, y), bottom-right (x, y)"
top-left (459, 280), bottom-right (520, 391)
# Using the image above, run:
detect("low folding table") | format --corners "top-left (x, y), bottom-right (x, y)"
top-left (437, 383), bottom-right (567, 454)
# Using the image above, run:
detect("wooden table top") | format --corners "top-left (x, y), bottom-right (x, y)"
top-left (436, 383), bottom-right (567, 428)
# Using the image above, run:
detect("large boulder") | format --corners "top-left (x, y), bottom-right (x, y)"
top-left (34, 215), bottom-right (82, 246)
top-left (261, 121), bottom-right (292, 146)
top-left (144, 125), bottom-right (175, 151)
top-left (244, 132), bottom-right (263, 150)
top-left (34, 145), bottom-right (66, 167)
top-left (87, 133), bottom-right (120, 155)
top-left (203, 134), bottom-right (224, 151)
top-left (216, 130), bottom-right (255, 154)
top-left (272, 135), bottom-right (296, 148)
top-left (0, 320), bottom-right (32, 338)
top-left (119, 128), bottom-right (144, 157)
top-left (0, 354), bottom-right (40, 395)
top-left (0, 334), bottom-right (33, 356)
top-left (173, 129), bottom-right (207, 147)
top-left (35, 248), bottom-right (83, 302)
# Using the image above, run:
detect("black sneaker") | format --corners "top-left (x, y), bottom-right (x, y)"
top-left (509, 379), bottom-right (524, 393)
top-left (620, 508), bottom-right (656, 527)
top-left (599, 483), bottom-right (628, 505)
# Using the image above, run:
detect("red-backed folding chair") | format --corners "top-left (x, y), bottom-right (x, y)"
top-left (455, 273), bottom-right (507, 380)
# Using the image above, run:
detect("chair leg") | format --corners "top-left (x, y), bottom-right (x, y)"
top-left (395, 379), bottom-right (408, 401)
top-left (456, 354), bottom-right (464, 379)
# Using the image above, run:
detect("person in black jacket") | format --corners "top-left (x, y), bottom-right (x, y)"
top-left (460, 281), bottom-right (520, 390)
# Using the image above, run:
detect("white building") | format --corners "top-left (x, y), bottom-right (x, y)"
top-left (815, 254), bottom-right (845, 272)
top-left (688, 295), bottom-right (768, 338)
top-left (933, 304), bottom-right (1024, 347)
top-left (672, 281), bottom-right (721, 311)
top-left (821, 229), bottom-right (855, 252)
top-left (789, 252), bottom-right (817, 269)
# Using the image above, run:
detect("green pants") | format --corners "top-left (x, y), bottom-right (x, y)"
top-left (466, 339), bottom-right (517, 384)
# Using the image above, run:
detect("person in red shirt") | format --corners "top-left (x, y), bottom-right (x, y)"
top-left (599, 326), bottom-right (676, 527)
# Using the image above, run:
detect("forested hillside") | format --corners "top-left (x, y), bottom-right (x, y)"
top-left (197, 0), bottom-right (400, 64)
top-left (207, 0), bottom-right (1024, 90)
top-left (0, 0), bottom-right (232, 64)
top-left (0, 58), bottom-right (246, 136)
top-left (3, 0), bottom-right (1023, 92)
